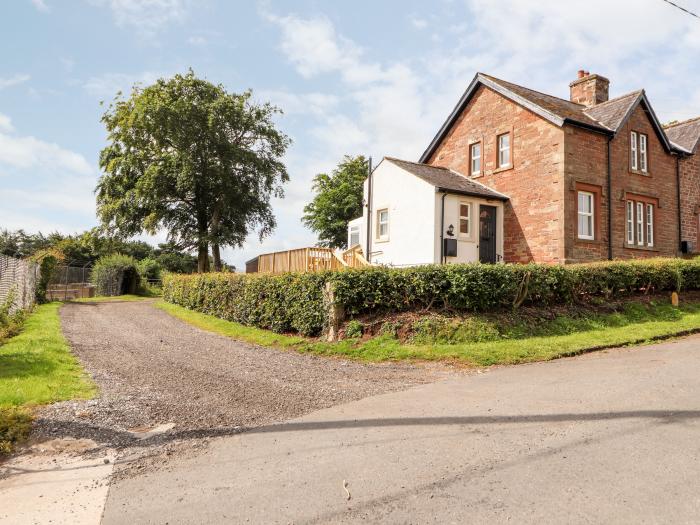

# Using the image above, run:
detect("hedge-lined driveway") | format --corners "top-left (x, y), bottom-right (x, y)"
top-left (36, 299), bottom-right (448, 447)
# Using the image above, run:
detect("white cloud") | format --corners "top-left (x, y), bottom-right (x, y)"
top-left (89, 0), bottom-right (188, 36)
top-left (0, 113), bottom-right (13, 133)
top-left (0, 74), bottom-right (30, 90)
top-left (30, 0), bottom-right (50, 12)
top-left (187, 35), bottom-right (207, 46)
top-left (256, 90), bottom-right (339, 117)
top-left (0, 132), bottom-right (92, 175)
top-left (83, 71), bottom-right (164, 99)
top-left (410, 16), bottom-right (427, 29)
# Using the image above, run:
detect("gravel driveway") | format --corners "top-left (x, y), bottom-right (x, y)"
top-left (35, 300), bottom-right (448, 449)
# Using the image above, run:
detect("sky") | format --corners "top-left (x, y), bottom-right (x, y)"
top-left (2, 0), bottom-right (700, 269)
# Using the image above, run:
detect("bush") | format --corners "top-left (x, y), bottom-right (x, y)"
top-left (0, 406), bottom-right (32, 456)
top-left (137, 257), bottom-right (162, 282)
top-left (345, 320), bottom-right (363, 338)
top-left (91, 254), bottom-right (141, 296)
top-left (162, 258), bottom-right (700, 337)
top-left (30, 248), bottom-right (64, 303)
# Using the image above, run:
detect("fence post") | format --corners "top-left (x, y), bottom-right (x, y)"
top-left (323, 281), bottom-right (345, 342)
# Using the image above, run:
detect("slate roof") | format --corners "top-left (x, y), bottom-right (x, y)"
top-left (582, 91), bottom-right (643, 131)
top-left (384, 157), bottom-right (509, 201)
top-left (664, 117), bottom-right (700, 153)
top-left (419, 73), bottom-right (673, 163)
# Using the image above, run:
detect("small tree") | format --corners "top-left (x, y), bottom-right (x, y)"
top-left (302, 155), bottom-right (367, 249)
top-left (96, 70), bottom-right (290, 272)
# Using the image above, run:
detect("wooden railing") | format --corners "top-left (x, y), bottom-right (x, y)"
top-left (255, 245), bottom-right (370, 274)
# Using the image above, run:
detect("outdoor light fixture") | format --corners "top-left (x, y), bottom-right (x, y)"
top-left (446, 224), bottom-right (455, 237)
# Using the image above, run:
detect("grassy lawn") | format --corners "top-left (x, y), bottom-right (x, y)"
top-left (156, 300), bottom-right (700, 367)
top-left (0, 302), bottom-right (96, 454)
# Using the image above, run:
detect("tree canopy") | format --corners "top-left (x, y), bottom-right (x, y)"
top-left (96, 70), bottom-right (290, 272)
top-left (302, 155), bottom-right (367, 249)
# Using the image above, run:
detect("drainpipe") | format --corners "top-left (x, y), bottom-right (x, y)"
top-left (607, 137), bottom-right (613, 260)
top-left (365, 156), bottom-right (372, 262)
top-left (676, 155), bottom-right (682, 253)
top-left (440, 192), bottom-right (447, 264)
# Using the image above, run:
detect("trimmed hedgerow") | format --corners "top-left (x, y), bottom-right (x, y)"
top-left (162, 258), bottom-right (700, 337)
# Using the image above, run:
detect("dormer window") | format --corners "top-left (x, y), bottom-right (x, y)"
top-left (630, 131), bottom-right (648, 174)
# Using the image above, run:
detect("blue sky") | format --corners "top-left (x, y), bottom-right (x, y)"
top-left (3, 0), bottom-right (700, 269)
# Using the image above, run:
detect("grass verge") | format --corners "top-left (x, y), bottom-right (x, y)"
top-left (0, 303), bottom-right (96, 455)
top-left (156, 299), bottom-right (700, 366)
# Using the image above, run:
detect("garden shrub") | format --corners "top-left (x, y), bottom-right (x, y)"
top-left (30, 248), bottom-right (64, 304)
top-left (0, 407), bottom-right (33, 456)
top-left (345, 320), bottom-right (363, 339)
top-left (162, 258), bottom-right (700, 337)
top-left (91, 254), bottom-right (141, 296)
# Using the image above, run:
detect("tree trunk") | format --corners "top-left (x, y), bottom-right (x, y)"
top-left (197, 242), bottom-right (209, 273)
top-left (212, 243), bottom-right (222, 272)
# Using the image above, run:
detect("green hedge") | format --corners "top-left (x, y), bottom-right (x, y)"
top-left (162, 258), bottom-right (700, 337)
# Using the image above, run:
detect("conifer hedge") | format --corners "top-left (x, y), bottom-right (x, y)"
top-left (162, 258), bottom-right (700, 337)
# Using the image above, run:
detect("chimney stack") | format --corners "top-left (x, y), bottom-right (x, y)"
top-left (569, 71), bottom-right (609, 106)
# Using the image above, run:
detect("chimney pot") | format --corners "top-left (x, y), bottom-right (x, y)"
top-left (577, 69), bottom-right (585, 79)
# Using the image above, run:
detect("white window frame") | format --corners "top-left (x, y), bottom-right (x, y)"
top-left (646, 203), bottom-right (654, 247)
top-left (626, 201), bottom-right (634, 244)
top-left (497, 133), bottom-right (511, 168)
top-left (349, 224), bottom-right (360, 248)
top-left (470, 142), bottom-right (481, 176)
top-left (630, 131), bottom-right (638, 171)
top-left (376, 208), bottom-right (389, 241)
top-left (459, 202), bottom-right (471, 237)
top-left (639, 133), bottom-right (648, 173)
top-left (577, 191), bottom-right (595, 240)
top-left (636, 202), bottom-right (644, 246)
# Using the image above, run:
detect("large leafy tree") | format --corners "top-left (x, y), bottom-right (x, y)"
top-left (302, 155), bottom-right (367, 249)
top-left (96, 71), bottom-right (290, 272)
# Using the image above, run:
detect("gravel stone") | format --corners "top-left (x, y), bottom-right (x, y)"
top-left (34, 300), bottom-right (452, 451)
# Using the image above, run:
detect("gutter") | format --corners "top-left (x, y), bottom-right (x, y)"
top-left (607, 137), bottom-right (613, 260)
top-left (435, 187), bottom-right (509, 202)
top-left (440, 192), bottom-right (447, 264)
top-left (676, 155), bottom-right (683, 253)
top-left (365, 156), bottom-right (372, 261)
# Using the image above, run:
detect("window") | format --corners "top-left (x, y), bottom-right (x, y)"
top-left (459, 203), bottom-right (471, 236)
top-left (630, 131), bottom-right (649, 174)
top-left (636, 202), bottom-right (644, 246)
top-left (639, 134), bottom-right (648, 173)
top-left (497, 133), bottom-right (511, 168)
top-left (470, 142), bottom-right (481, 176)
top-left (577, 191), bottom-right (594, 240)
top-left (349, 225), bottom-right (360, 247)
top-left (376, 209), bottom-right (389, 240)
top-left (626, 198), bottom-right (655, 248)
top-left (626, 201), bottom-right (634, 244)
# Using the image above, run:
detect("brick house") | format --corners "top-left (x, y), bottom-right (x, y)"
top-left (349, 71), bottom-right (700, 265)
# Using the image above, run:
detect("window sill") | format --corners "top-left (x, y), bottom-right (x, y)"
top-left (575, 238), bottom-right (602, 245)
top-left (629, 169), bottom-right (651, 177)
top-left (375, 238), bottom-right (389, 244)
top-left (493, 164), bottom-right (513, 174)
top-left (623, 244), bottom-right (658, 252)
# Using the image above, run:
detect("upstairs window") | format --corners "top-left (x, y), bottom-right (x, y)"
top-left (459, 203), bottom-right (471, 236)
top-left (630, 131), bottom-right (648, 174)
top-left (577, 191), bottom-right (594, 240)
top-left (470, 142), bottom-right (481, 176)
top-left (497, 133), bottom-right (511, 168)
top-left (639, 134), bottom-right (648, 173)
top-left (376, 209), bottom-right (389, 241)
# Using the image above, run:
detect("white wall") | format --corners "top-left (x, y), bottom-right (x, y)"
top-left (433, 194), bottom-right (505, 264)
top-left (348, 159), bottom-right (506, 266)
top-left (363, 161), bottom-right (436, 266)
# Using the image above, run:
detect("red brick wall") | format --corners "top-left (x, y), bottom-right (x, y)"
top-left (427, 86), bottom-right (566, 263)
top-left (679, 152), bottom-right (700, 252)
top-left (564, 126), bottom-right (609, 262)
top-left (610, 104), bottom-right (679, 259)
